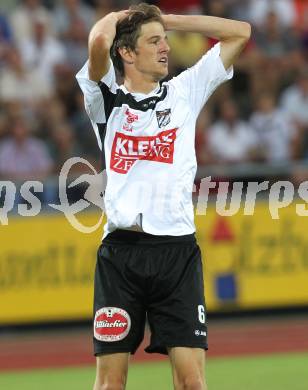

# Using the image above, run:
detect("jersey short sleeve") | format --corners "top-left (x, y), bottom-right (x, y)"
top-left (76, 60), bottom-right (117, 149)
top-left (169, 42), bottom-right (233, 118)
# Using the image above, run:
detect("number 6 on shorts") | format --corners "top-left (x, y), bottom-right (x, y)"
top-left (198, 305), bottom-right (205, 324)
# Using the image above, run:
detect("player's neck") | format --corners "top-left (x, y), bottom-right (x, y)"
top-left (123, 75), bottom-right (159, 95)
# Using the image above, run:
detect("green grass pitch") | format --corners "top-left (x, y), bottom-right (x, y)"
top-left (0, 353), bottom-right (307, 390)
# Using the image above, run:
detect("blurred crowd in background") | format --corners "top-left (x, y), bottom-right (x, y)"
top-left (0, 0), bottom-right (308, 186)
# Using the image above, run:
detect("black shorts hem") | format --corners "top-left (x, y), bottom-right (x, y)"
top-left (145, 343), bottom-right (208, 355)
top-left (94, 347), bottom-right (138, 357)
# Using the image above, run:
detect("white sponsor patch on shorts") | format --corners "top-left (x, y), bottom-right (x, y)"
top-left (94, 307), bottom-right (131, 342)
top-left (194, 330), bottom-right (207, 337)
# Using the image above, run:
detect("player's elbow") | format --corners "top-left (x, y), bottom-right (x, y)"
top-left (238, 22), bottom-right (251, 42)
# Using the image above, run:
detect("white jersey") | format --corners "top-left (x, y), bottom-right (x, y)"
top-left (76, 43), bottom-right (233, 238)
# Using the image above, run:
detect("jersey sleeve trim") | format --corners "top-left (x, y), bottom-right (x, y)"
top-left (76, 59), bottom-right (117, 124)
top-left (76, 60), bottom-right (119, 150)
top-left (76, 59), bottom-right (116, 93)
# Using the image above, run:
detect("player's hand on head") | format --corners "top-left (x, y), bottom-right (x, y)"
top-left (116, 10), bottom-right (129, 22)
top-left (161, 14), bottom-right (172, 31)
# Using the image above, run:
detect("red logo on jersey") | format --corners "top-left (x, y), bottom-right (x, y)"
top-left (110, 129), bottom-right (177, 174)
top-left (125, 109), bottom-right (138, 123)
top-left (123, 109), bottom-right (139, 132)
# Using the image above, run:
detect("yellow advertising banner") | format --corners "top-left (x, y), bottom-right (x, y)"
top-left (0, 213), bottom-right (101, 324)
top-left (1, 203), bottom-right (308, 324)
top-left (197, 201), bottom-right (308, 310)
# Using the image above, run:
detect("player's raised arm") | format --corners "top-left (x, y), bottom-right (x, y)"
top-left (163, 14), bottom-right (251, 69)
top-left (88, 10), bottom-right (128, 82)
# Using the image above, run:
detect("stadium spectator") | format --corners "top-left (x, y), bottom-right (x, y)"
top-left (0, 46), bottom-right (53, 106)
top-left (94, 0), bottom-right (118, 21)
top-left (293, 0), bottom-right (308, 30)
top-left (205, 0), bottom-right (227, 18)
top-left (40, 97), bottom-right (66, 126)
top-left (0, 11), bottom-right (12, 66)
top-left (254, 11), bottom-right (299, 60)
top-left (250, 92), bottom-right (296, 162)
top-left (208, 99), bottom-right (257, 164)
top-left (52, 0), bottom-right (94, 40)
top-left (70, 89), bottom-right (100, 165)
top-left (62, 17), bottom-right (88, 71)
top-left (10, 0), bottom-right (52, 45)
top-left (35, 96), bottom-right (67, 141)
top-left (195, 107), bottom-right (214, 165)
top-left (0, 12), bottom-right (12, 43)
top-left (53, 63), bottom-right (77, 115)
top-left (281, 67), bottom-right (308, 159)
top-left (247, 0), bottom-right (296, 29)
top-left (0, 111), bottom-right (8, 140)
top-left (18, 12), bottom-right (67, 88)
top-left (249, 10), bottom-right (301, 99)
top-left (294, 0), bottom-right (308, 62)
top-left (219, 0), bottom-right (250, 21)
top-left (0, 115), bottom-right (53, 180)
top-left (48, 121), bottom-right (82, 173)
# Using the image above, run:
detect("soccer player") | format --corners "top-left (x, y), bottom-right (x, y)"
top-left (76, 4), bottom-right (250, 390)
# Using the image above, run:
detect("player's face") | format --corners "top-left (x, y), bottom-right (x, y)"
top-left (133, 21), bottom-right (170, 82)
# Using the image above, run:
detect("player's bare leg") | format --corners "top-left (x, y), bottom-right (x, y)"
top-left (168, 347), bottom-right (207, 390)
top-left (93, 352), bottom-right (130, 390)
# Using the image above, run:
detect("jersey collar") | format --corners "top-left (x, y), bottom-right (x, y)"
top-left (120, 84), bottom-right (162, 101)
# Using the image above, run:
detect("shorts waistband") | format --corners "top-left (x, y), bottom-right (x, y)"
top-left (103, 229), bottom-right (196, 246)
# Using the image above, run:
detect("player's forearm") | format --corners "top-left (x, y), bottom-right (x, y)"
top-left (89, 12), bottom-right (119, 49)
top-left (88, 12), bottom-right (126, 81)
top-left (163, 14), bottom-right (251, 42)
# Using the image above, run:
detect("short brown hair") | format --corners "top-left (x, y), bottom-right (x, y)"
top-left (110, 3), bottom-right (163, 77)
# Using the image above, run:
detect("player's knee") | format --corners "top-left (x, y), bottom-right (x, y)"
top-left (97, 380), bottom-right (125, 390)
top-left (95, 375), bottom-right (126, 390)
top-left (177, 375), bottom-right (205, 390)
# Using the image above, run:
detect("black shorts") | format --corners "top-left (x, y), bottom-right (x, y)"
top-left (93, 229), bottom-right (208, 356)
